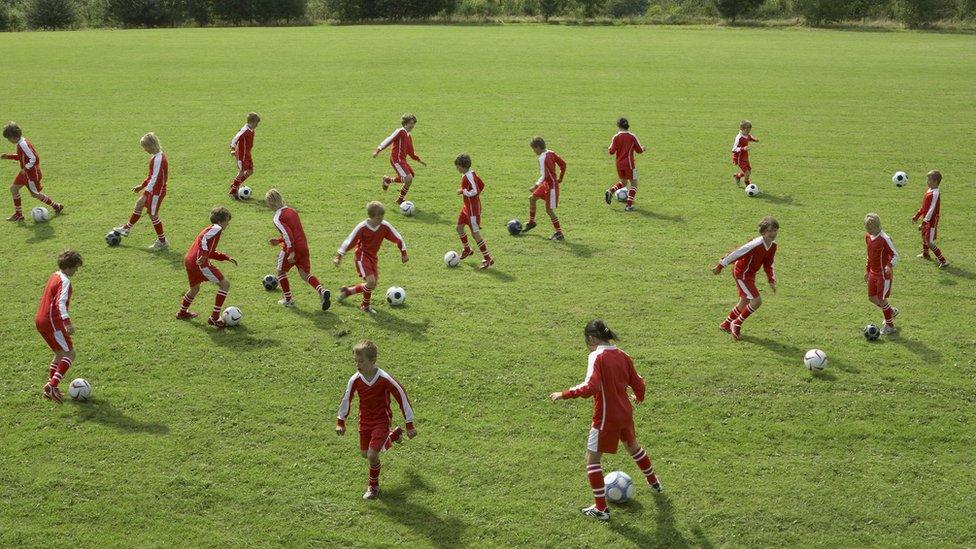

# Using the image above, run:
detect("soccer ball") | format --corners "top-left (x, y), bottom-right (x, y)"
top-left (221, 306), bottom-right (243, 326)
top-left (67, 378), bottom-right (92, 401)
top-left (399, 201), bottom-right (415, 216)
top-left (507, 219), bottom-right (523, 236)
top-left (31, 206), bottom-right (50, 222)
top-left (864, 324), bottom-right (880, 341)
top-left (615, 188), bottom-right (629, 202)
top-left (444, 251), bottom-right (460, 267)
top-left (604, 471), bottom-right (635, 504)
top-left (892, 171), bottom-right (908, 187)
top-left (745, 183), bottom-right (760, 197)
top-left (386, 286), bottom-right (406, 306)
top-left (105, 230), bottom-right (122, 247)
top-left (262, 274), bottom-right (278, 291)
top-left (803, 349), bottom-right (828, 371)
top-left (237, 186), bottom-right (252, 200)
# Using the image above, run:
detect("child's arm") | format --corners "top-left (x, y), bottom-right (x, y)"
top-left (230, 127), bottom-right (247, 154)
top-left (336, 377), bottom-right (357, 435)
top-left (763, 248), bottom-right (777, 292)
top-left (713, 240), bottom-right (754, 273)
top-left (373, 129), bottom-right (398, 156)
top-left (628, 359), bottom-right (645, 405)
top-left (19, 141), bottom-right (37, 170)
top-left (387, 377), bottom-right (416, 436)
top-left (555, 153), bottom-right (567, 182)
top-left (551, 361), bottom-right (601, 402)
top-left (461, 174), bottom-right (479, 197)
top-left (608, 135), bottom-right (617, 155)
top-left (57, 279), bottom-right (72, 333)
top-left (0, 152), bottom-right (19, 160)
top-left (633, 136), bottom-right (645, 154)
top-left (335, 225), bottom-right (361, 265)
top-left (383, 223), bottom-right (408, 262)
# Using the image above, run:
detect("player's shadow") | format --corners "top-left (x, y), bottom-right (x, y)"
top-left (373, 309), bottom-right (430, 341)
top-left (740, 335), bottom-right (802, 360)
top-left (410, 210), bottom-right (446, 225)
top-left (609, 493), bottom-right (713, 548)
top-left (887, 334), bottom-right (942, 364)
top-left (289, 305), bottom-right (342, 331)
top-left (942, 265), bottom-right (976, 280)
top-left (376, 471), bottom-right (467, 549)
top-left (202, 323), bottom-right (281, 348)
top-left (24, 220), bottom-right (55, 243)
top-left (72, 398), bottom-right (169, 435)
top-left (628, 208), bottom-right (685, 223)
top-left (756, 192), bottom-right (796, 206)
top-left (466, 262), bottom-right (516, 282)
top-left (125, 244), bottom-right (184, 271)
top-left (541, 237), bottom-right (595, 259)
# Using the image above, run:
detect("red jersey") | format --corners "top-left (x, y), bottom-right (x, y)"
top-left (377, 127), bottom-right (421, 165)
top-left (185, 224), bottom-right (229, 265)
top-left (35, 271), bottom-right (72, 332)
top-left (138, 152), bottom-right (167, 195)
top-left (536, 150), bottom-right (567, 186)
top-left (913, 188), bottom-right (941, 226)
top-left (731, 132), bottom-right (758, 164)
top-left (719, 236), bottom-right (777, 283)
top-left (337, 219), bottom-right (406, 260)
top-left (608, 131), bottom-right (645, 171)
top-left (4, 137), bottom-right (41, 178)
top-left (337, 368), bottom-right (415, 429)
top-left (459, 170), bottom-right (484, 217)
top-left (272, 206), bottom-right (308, 254)
top-left (865, 231), bottom-right (899, 278)
top-left (561, 345), bottom-right (645, 430)
top-left (230, 125), bottom-right (254, 161)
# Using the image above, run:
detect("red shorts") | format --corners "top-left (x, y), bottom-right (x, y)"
top-left (616, 166), bottom-right (636, 181)
top-left (143, 190), bottom-right (165, 216)
top-left (359, 422), bottom-right (391, 452)
top-left (587, 420), bottom-right (636, 454)
top-left (391, 160), bottom-right (414, 179)
top-left (278, 247), bottom-right (311, 274)
top-left (921, 222), bottom-right (938, 245)
top-left (734, 273), bottom-right (760, 300)
top-left (734, 158), bottom-right (752, 172)
top-left (14, 170), bottom-right (43, 192)
top-left (185, 259), bottom-right (224, 286)
top-left (531, 182), bottom-right (559, 209)
top-left (457, 209), bottom-right (482, 232)
top-left (37, 324), bottom-right (72, 352)
top-left (237, 157), bottom-right (253, 172)
top-left (867, 274), bottom-right (892, 300)
top-left (355, 254), bottom-right (378, 280)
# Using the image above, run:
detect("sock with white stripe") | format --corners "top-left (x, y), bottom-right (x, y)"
top-left (368, 462), bottom-right (381, 489)
top-left (630, 447), bottom-right (659, 486)
top-left (278, 274), bottom-right (292, 302)
top-left (152, 218), bottom-right (165, 241)
top-left (126, 209), bottom-right (141, 230)
top-left (50, 357), bottom-right (72, 388)
top-left (626, 182), bottom-right (638, 208)
top-left (307, 275), bottom-right (324, 296)
top-left (734, 304), bottom-right (756, 325)
top-left (180, 293), bottom-right (194, 313)
top-left (212, 290), bottom-right (228, 321)
top-left (586, 463), bottom-right (608, 511)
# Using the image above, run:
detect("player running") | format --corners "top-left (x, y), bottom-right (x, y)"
top-left (912, 170), bottom-right (948, 269)
top-left (549, 319), bottom-right (663, 522)
top-left (178, 207), bottom-right (237, 327)
top-left (36, 250), bottom-right (83, 403)
top-left (454, 153), bottom-right (493, 269)
top-left (523, 136), bottom-right (567, 240)
top-left (229, 112), bottom-right (260, 199)
top-left (731, 120), bottom-right (759, 188)
top-left (265, 189), bottom-right (331, 310)
top-left (334, 201), bottom-right (408, 314)
top-left (604, 118), bottom-right (645, 211)
top-left (2, 122), bottom-right (63, 221)
top-left (113, 132), bottom-right (169, 250)
top-left (864, 213), bottom-right (900, 335)
top-left (374, 114), bottom-right (426, 205)
top-left (713, 216), bottom-right (779, 342)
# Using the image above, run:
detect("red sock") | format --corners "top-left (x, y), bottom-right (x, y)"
top-left (348, 283), bottom-right (366, 296)
top-left (13, 196), bottom-right (22, 214)
top-left (125, 210), bottom-right (141, 229)
top-left (307, 275), bottom-right (324, 295)
top-left (630, 447), bottom-right (659, 486)
top-left (278, 274), bottom-right (292, 302)
top-left (50, 357), bottom-right (72, 388)
top-left (180, 293), bottom-right (194, 313)
top-left (152, 218), bottom-right (165, 241)
top-left (362, 289), bottom-right (372, 308)
top-left (392, 175), bottom-right (403, 184)
top-left (626, 183), bottom-right (638, 208)
top-left (368, 462), bottom-right (381, 489)
top-left (734, 304), bottom-right (755, 325)
top-left (478, 239), bottom-right (490, 259)
top-left (608, 182), bottom-right (624, 193)
top-left (735, 172), bottom-right (743, 179)
top-left (396, 186), bottom-right (409, 204)
top-left (38, 194), bottom-right (54, 206)
top-left (881, 303), bottom-right (894, 325)
top-left (48, 359), bottom-right (58, 380)
top-left (551, 216), bottom-right (562, 233)
top-left (744, 177), bottom-right (751, 184)
top-left (529, 204), bottom-right (536, 223)
top-left (212, 289), bottom-right (228, 320)
top-left (931, 245), bottom-right (946, 263)
top-left (724, 307), bottom-right (742, 325)
top-left (459, 233), bottom-right (469, 250)
top-left (586, 463), bottom-right (607, 511)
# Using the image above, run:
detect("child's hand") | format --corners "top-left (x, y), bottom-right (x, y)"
top-left (197, 256), bottom-right (207, 267)
top-left (333, 255), bottom-right (342, 268)
top-left (131, 185), bottom-right (142, 193)
top-left (65, 323), bottom-right (75, 335)
top-left (227, 257), bottom-right (238, 266)
top-left (457, 189), bottom-right (463, 195)
top-left (407, 428), bottom-right (417, 439)
top-left (549, 392), bottom-right (563, 402)
top-left (401, 252), bottom-right (409, 264)
top-left (287, 252), bottom-right (296, 264)
top-left (268, 238), bottom-right (278, 246)
top-left (418, 160), bottom-right (427, 167)
top-left (529, 184), bottom-right (538, 192)
top-left (0, 154), bottom-right (8, 160)
top-left (712, 264), bottom-right (723, 275)
top-left (336, 426), bottom-right (345, 436)
top-left (769, 282), bottom-right (777, 293)
top-left (884, 265), bottom-right (892, 278)
top-left (864, 272), bottom-right (869, 283)
top-left (372, 149), bottom-right (380, 158)
top-left (630, 393), bottom-right (640, 405)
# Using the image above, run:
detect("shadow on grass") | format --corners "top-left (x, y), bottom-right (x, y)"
top-left (25, 220), bottom-right (55, 243)
top-left (740, 335), bottom-right (803, 360)
top-left (465, 262), bottom-right (516, 282)
top-left (376, 471), bottom-right (467, 549)
top-left (518, 230), bottom-right (596, 258)
top-left (73, 398), bottom-right (169, 435)
top-left (609, 493), bottom-right (712, 548)
top-left (756, 192), bottom-right (796, 206)
top-left (887, 334), bottom-right (942, 364)
top-left (200, 322), bottom-right (281, 348)
top-left (629, 207), bottom-right (685, 223)
top-left (373, 308), bottom-right (430, 341)
top-left (123, 243), bottom-right (184, 270)
top-left (289, 303), bottom-right (342, 331)
top-left (826, 355), bottom-right (860, 374)
top-left (942, 265), bottom-right (975, 280)
top-left (409, 209), bottom-right (447, 225)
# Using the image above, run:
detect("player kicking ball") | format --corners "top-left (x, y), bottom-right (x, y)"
top-left (604, 117), bottom-right (644, 212)
top-left (334, 201), bottom-right (408, 314)
top-left (265, 189), bottom-right (331, 310)
top-left (36, 250), bottom-right (83, 403)
top-left (523, 136), bottom-right (566, 240)
top-left (549, 320), bottom-right (663, 522)
top-left (2, 122), bottom-right (63, 221)
top-left (713, 216), bottom-right (779, 341)
top-left (453, 153), bottom-right (493, 269)
top-left (178, 207), bottom-right (237, 327)
top-left (336, 340), bottom-right (416, 500)
top-left (113, 132), bottom-right (169, 250)
top-left (864, 213), bottom-right (899, 335)
top-left (374, 114), bottom-right (426, 205)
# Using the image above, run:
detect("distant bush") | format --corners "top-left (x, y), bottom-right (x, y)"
top-left (713, 0), bottom-right (763, 21)
top-left (607, 0), bottom-right (649, 16)
top-left (211, 0), bottom-right (307, 24)
top-left (795, 0), bottom-right (851, 24)
top-left (27, 0), bottom-right (78, 28)
top-left (895, 0), bottom-right (949, 26)
top-left (106, 0), bottom-right (186, 27)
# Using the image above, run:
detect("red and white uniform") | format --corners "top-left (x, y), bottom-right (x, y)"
top-left (731, 132), bottom-right (758, 171)
top-left (531, 150), bottom-right (567, 208)
top-left (337, 368), bottom-right (415, 452)
top-left (719, 237), bottom-right (777, 300)
top-left (378, 128), bottom-right (421, 179)
top-left (561, 345), bottom-right (645, 454)
top-left (136, 152), bottom-right (167, 216)
top-left (35, 271), bottom-right (73, 352)
top-left (4, 137), bottom-right (43, 192)
top-left (866, 231), bottom-right (898, 300)
top-left (231, 125), bottom-right (255, 171)
top-left (913, 188), bottom-right (942, 245)
top-left (272, 206), bottom-right (311, 273)
top-left (608, 131), bottom-right (644, 180)
top-left (337, 219), bottom-right (406, 279)
top-left (184, 224), bottom-right (229, 286)
top-left (457, 170), bottom-right (485, 232)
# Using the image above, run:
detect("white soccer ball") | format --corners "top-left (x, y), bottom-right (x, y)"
top-left (399, 201), bottom-right (415, 216)
top-left (892, 171), bottom-right (908, 187)
top-left (237, 186), bottom-right (252, 200)
top-left (604, 471), bottom-right (635, 504)
top-left (221, 306), bottom-right (243, 326)
top-left (444, 250), bottom-right (460, 267)
top-left (615, 188), bottom-right (629, 202)
top-left (31, 206), bottom-right (50, 222)
top-left (68, 378), bottom-right (92, 401)
top-left (745, 183), bottom-right (760, 197)
top-left (386, 286), bottom-right (406, 306)
top-left (804, 349), bottom-right (828, 372)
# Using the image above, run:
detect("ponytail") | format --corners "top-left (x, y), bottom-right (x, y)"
top-left (584, 319), bottom-right (617, 342)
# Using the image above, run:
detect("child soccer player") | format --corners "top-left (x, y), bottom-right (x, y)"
top-left (265, 189), bottom-right (331, 310)
top-left (549, 320), bottom-right (662, 522)
top-left (334, 201), bottom-right (408, 314)
top-left (731, 120), bottom-right (759, 188)
top-left (713, 216), bottom-right (778, 342)
top-left (523, 136), bottom-right (567, 240)
top-left (36, 250), bottom-right (83, 403)
top-left (912, 170), bottom-right (948, 268)
top-left (229, 112), bottom-right (260, 199)
top-left (114, 132), bottom-right (169, 250)
top-left (864, 213), bottom-right (899, 335)
top-left (454, 153), bottom-right (493, 269)
top-left (604, 118), bottom-right (645, 211)
top-left (336, 340), bottom-right (416, 500)
top-left (178, 207), bottom-right (237, 327)
top-left (373, 114), bottom-right (426, 205)
top-left (2, 122), bottom-right (63, 221)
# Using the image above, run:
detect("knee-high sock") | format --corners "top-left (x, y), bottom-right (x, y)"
top-left (368, 462), bottom-right (381, 489)
top-left (478, 239), bottom-right (491, 260)
top-left (48, 359), bottom-right (58, 380)
top-left (37, 194), bottom-right (54, 206)
top-left (347, 283), bottom-right (367, 295)
top-left (278, 274), bottom-right (292, 302)
top-left (626, 182), bottom-right (638, 208)
top-left (307, 275), bottom-right (325, 295)
top-left (459, 233), bottom-right (470, 250)
top-left (930, 244), bottom-right (946, 263)
top-left (734, 304), bottom-right (756, 325)
top-left (608, 182), bottom-right (625, 194)
top-left (724, 307), bottom-right (742, 325)
top-left (551, 216), bottom-right (562, 233)
top-left (362, 288), bottom-right (373, 308)
top-left (396, 185), bottom-right (410, 204)
top-left (179, 292), bottom-right (194, 313)
top-left (587, 463), bottom-right (607, 511)
top-left (212, 289), bottom-right (228, 320)
top-left (50, 357), bottom-right (72, 388)
top-left (881, 303), bottom-right (894, 325)
top-left (13, 196), bottom-right (22, 214)
top-left (152, 218), bottom-right (165, 241)
top-left (125, 208), bottom-right (141, 230)
top-left (529, 202), bottom-right (537, 223)
top-left (630, 447), bottom-right (659, 485)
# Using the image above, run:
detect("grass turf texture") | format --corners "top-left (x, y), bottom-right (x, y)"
top-left (1, 25), bottom-right (975, 547)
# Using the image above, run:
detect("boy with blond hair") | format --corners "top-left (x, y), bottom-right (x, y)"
top-left (334, 202), bottom-right (408, 314)
top-left (2, 122), bottom-right (63, 221)
top-left (374, 114), bottom-right (426, 205)
top-left (864, 213), bottom-right (899, 335)
top-left (713, 216), bottom-right (779, 341)
top-left (229, 112), bottom-right (260, 199)
top-left (265, 189), bottom-right (330, 310)
top-left (114, 132), bottom-right (169, 249)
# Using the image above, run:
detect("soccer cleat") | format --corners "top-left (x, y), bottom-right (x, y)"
top-left (733, 174), bottom-right (742, 187)
top-left (388, 426), bottom-right (404, 445)
top-left (337, 287), bottom-right (348, 303)
top-left (479, 257), bottom-right (494, 270)
top-left (363, 487), bottom-right (380, 500)
top-left (148, 239), bottom-right (168, 250)
top-left (229, 192), bottom-right (241, 201)
top-left (113, 226), bottom-right (130, 237)
top-left (719, 321), bottom-right (732, 334)
top-left (277, 298), bottom-right (296, 308)
top-left (459, 248), bottom-right (474, 260)
top-left (7, 212), bottom-right (24, 221)
top-left (549, 232), bottom-right (565, 241)
top-left (521, 221), bottom-right (537, 233)
top-left (321, 290), bottom-right (332, 311)
top-left (43, 382), bottom-right (63, 404)
top-left (730, 322), bottom-right (742, 342)
top-left (52, 203), bottom-right (64, 214)
top-left (176, 310), bottom-right (198, 320)
top-left (604, 190), bottom-right (612, 205)
top-left (382, 176), bottom-right (392, 191)
top-left (581, 505), bottom-right (610, 522)
top-left (624, 205), bottom-right (635, 212)
top-left (880, 324), bottom-right (898, 335)
top-left (650, 477), bottom-right (664, 493)
top-left (208, 316), bottom-right (226, 328)
top-left (939, 261), bottom-right (949, 269)
top-left (360, 304), bottom-right (377, 314)
top-left (394, 197), bottom-right (403, 206)
top-left (917, 253), bottom-right (932, 261)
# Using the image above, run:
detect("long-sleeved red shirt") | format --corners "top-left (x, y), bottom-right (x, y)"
top-left (608, 131), bottom-right (645, 170)
top-left (719, 236), bottom-right (777, 283)
top-left (561, 345), bottom-right (645, 430)
top-left (377, 127), bottom-right (420, 165)
top-left (186, 224), bottom-right (229, 264)
top-left (337, 368), bottom-right (415, 429)
top-left (912, 188), bottom-right (941, 226)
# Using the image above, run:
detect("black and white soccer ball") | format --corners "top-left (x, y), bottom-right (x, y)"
top-left (507, 219), bottom-right (523, 236)
top-left (745, 183), bottom-right (760, 197)
top-left (31, 206), bottom-right (50, 222)
top-left (221, 306), bottom-right (243, 326)
top-left (68, 378), bottom-right (92, 401)
top-left (386, 286), bottom-right (406, 306)
top-left (604, 471), bottom-right (635, 503)
top-left (892, 171), bottom-right (907, 187)
top-left (803, 349), bottom-right (828, 371)
top-left (864, 324), bottom-right (880, 341)
top-left (262, 274), bottom-right (278, 291)
top-left (615, 188), bottom-right (629, 202)
top-left (105, 230), bottom-right (122, 246)
top-left (237, 186), bottom-right (252, 200)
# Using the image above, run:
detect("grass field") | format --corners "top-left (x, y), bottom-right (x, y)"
top-left (1, 24), bottom-right (975, 547)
